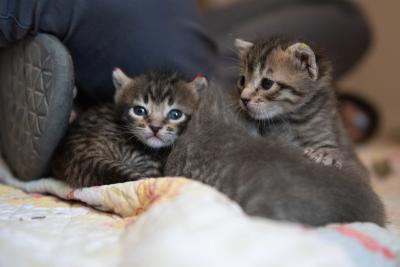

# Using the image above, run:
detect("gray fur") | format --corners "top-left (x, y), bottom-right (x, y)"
top-left (165, 83), bottom-right (385, 226)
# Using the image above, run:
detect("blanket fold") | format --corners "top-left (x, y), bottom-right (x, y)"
top-left (0, 152), bottom-right (399, 267)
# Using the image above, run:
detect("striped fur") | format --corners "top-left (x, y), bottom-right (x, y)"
top-left (235, 37), bottom-right (359, 169)
top-left (165, 82), bottom-right (385, 226)
top-left (52, 70), bottom-right (202, 188)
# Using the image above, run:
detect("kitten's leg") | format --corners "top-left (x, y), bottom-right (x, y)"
top-left (304, 147), bottom-right (343, 169)
top-left (120, 150), bottom-right (163, 179)
top-left (94, 157), bottom-right (162, 186)
top-left (61, 154), bottom-right (162, 188)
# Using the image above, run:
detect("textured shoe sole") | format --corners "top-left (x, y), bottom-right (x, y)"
top-left (0, 34), bottom-right (74, 180)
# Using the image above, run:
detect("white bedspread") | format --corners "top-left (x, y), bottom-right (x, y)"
top-left (0, 151), bottom-right (399, 267)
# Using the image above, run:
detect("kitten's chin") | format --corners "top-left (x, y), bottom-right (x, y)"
top-left (144, 137), bottom-right (167, 149)
top-left (245, 104), bottom-right (283, 120)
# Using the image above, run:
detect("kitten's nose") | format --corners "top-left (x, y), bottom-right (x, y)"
top-left (241, 97), bottom-right (251, 105)
top-left (150, 126), bottom-right (162, 135)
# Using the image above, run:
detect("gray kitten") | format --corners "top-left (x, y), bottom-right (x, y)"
top-left (52, 69), bottom-right (206, 188)
top-left (164, 81), bottom-right (385, 226)
top-left (234, 37), bottom-right (356, 169)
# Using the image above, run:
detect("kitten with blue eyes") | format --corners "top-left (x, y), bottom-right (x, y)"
top-left (51, 69), bottom-right (206, 188)
top-left (234, 37), bottom-right (362, 169)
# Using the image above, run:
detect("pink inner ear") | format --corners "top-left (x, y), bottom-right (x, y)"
top-left (114, 67), bottom-right (122, 72)
top-left (193, 73), bottom-right (204, 81)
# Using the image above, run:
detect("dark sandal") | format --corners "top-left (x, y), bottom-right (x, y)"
top-left (0, 34), bottom-right (74, 180)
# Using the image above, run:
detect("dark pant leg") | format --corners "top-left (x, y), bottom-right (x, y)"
top-left (0, 1), bottom-right (35, 46)
top-left (0, 0), bottom-right (217, 103)
top-left (205, 0), bottom-right (371, 81)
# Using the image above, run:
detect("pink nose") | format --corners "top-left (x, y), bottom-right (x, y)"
top-left (241, 97), bottom-right (250, 105)
top-left (150, 126), bottom-right (161, 134)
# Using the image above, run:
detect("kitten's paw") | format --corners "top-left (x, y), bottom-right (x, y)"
top-left (304, 148), bottom-right (342, 169)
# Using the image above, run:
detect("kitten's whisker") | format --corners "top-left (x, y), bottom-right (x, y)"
top-left (223, 44), bottom-right (245, 58)
top-left (221, 56), bottom-right (241, 64)
top-left (278, 115), bottom-right (293, 137)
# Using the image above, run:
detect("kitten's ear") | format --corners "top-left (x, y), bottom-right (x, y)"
top-left (235, 38), bottom-right (254, 56)
top-left (112, 68), bottom-right (131, 91)
top-left (112, 68), bottom-right (132, 103)
top-left (188, 74), bottom-right (208, 98)
top-left (286, 43), bottom-right (318, 81)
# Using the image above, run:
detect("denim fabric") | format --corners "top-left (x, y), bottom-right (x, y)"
top-left (0, 0), bottom-right (32, 46)
top-left (0, 0), bottom-right (216, 103)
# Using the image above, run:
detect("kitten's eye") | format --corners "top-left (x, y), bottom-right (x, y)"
top-left (238, 75), bottom-right (246, 88)
top-left (261, 78), bottom-right (274, 90)
top-left (168, 109), bottom-right (183, 120)
top-left (133, 106), bottom-right (147, 116)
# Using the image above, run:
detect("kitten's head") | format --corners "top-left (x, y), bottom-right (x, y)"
top-left (112, 69), bottom-right (207, 149)
top-left (235, 37), bottom-right (332, 120)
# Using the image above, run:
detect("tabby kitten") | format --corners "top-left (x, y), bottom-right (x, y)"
top-left (234, 37), bottom-right (354, 168)
top-left (164, 82), bottom-right (385, 226)
top-left (52, 69), bottom-right (206, 188)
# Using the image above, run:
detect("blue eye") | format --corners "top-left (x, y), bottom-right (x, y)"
top-left (168, 109), bottom-right (183, 120)
top-left (133, 106), bottom-right (147, 116)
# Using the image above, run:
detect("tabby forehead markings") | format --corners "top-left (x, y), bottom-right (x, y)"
top-left (167, 96), bottom-right (174, 106)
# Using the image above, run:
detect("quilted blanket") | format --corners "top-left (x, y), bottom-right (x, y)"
top-left (1, 142), bottom-right (400, 267)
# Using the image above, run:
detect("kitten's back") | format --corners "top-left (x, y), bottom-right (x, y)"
top-left (165, 84), bottom-right (385, 226)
